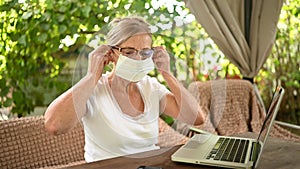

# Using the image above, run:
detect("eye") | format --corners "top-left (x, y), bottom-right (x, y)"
top-left (140, 49), bottom-right (154, 57)
top-left (122, 49), bottom-right (136, 55)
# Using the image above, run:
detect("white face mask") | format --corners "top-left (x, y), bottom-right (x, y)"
top-left (115, 54), bottom-right (154, 82)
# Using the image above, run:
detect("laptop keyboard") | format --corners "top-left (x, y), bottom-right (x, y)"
top-left (206, 138), bottom-right (249, 163)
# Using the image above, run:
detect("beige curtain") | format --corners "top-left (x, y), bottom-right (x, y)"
top-left (184, 0), bottom-right (283, 111)
top-left (184, 0), bottom-right (283, 78)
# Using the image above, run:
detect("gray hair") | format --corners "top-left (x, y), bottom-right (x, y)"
top-left (106, 16), bottom-right (151, 46)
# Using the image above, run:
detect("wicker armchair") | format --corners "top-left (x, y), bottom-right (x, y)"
top-left (0, 116), bottom-right (187, 169)
top-left (176, 79), bottom-right (300, 142)
top-left (2, 79), bottom-right (298, 169)
top-left (0, 116), bottom-right (84, 169)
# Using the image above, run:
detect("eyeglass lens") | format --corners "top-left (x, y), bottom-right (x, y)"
top-left (121, 48), bottom-right (154, 60)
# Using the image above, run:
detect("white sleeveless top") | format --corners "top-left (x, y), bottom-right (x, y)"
top-left (82, 74), bottom-right (170, 162)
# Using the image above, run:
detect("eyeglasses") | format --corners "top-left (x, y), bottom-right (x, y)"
top-left (110, 46), bottom-right (154, 60)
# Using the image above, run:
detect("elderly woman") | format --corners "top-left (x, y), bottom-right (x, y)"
top-left (44, 16), bottom-right (204, 162)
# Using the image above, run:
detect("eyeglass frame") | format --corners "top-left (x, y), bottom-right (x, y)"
top-left (110, 45), bottom-right (155, 60)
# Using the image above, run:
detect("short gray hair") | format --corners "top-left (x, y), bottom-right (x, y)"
top-left (106, 16), bottom-right (151, 46)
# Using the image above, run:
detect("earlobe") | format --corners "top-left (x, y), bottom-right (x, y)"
top-left (110, 53), bottom-right (118, 63)
top-left (113, 55), bottom-right (119, 63)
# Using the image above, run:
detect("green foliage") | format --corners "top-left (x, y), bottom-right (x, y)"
top-left (1, 0), bottom-right (212, 117)
top-left (2, 0), bottom-right (297, 124)
top-left (257, 0), bottom-right (300, 124)
top-left (0, 0), bottom-right (144, 116)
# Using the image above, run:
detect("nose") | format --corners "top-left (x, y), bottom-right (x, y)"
top-left (129, 53), bottom-right (143, 60)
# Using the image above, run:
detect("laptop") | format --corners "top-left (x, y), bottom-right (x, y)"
top-left (171, 86), bottom-right (285, 169)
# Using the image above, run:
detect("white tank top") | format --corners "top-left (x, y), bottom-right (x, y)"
top-left (82, 74), bottom-right (170, 162)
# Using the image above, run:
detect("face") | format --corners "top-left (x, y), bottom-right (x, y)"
top-left (113, 34), bottom-right (153, 61)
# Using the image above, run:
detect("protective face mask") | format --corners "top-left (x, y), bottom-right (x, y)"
top-left (115, 54), bottom-right (154, 82)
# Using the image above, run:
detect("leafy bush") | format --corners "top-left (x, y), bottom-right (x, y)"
top-left (257, 0), bottom-right (300, 125)
top-left (0, 0), bottom-right (208, 117)
top-left (1, 0), bottom-right (299, 127)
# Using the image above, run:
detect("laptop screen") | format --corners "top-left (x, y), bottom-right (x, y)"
top-left (257, 86), bottom-right (284, 144)
top-left (252, 86), bottom-right (284, 168)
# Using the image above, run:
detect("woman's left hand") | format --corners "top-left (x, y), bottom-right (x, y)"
top-left (153, 46), bottom-right (171, 74)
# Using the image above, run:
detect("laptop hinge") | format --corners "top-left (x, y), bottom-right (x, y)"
top-left (250, 142), bottom-right (261, 163)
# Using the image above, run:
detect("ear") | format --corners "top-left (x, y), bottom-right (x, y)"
top-left (111, 53), bottom-right (119, 63)
top-left (109, 48), bottom-right (119, 63)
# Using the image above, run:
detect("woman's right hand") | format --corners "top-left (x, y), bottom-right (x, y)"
top-left (87, 45), bottom-right (113, 85)
top-left (45, 45), bottom-right (113, 135)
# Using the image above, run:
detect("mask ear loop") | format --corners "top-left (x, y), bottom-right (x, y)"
top-left (106, 45), bottom-right (118, 71)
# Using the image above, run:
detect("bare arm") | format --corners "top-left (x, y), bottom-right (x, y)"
top-left (161, 72), bottom-right (205, 125)
top-left (44, 75), bottom-right (95, 135)
top-left (44, 45), bottom-right (113, 135)
top-left (153, 47), bottom-right (205, 125)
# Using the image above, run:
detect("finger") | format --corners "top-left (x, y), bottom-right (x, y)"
top-left (92, 45), bottom-right (111, 57)
top-left (153, 50), bottom-right (163, 60)
top-left (152, 55), bottom-right (162, 63)
top-left (90, 49), bottom-right (107, 62)
top-left (96, 44), bottom-right (111, 51)
top-left (153, 54), bottom-right (167, 63)
top-left (102, 55), bottom-right (109, 64)
top-left (153, 46), bottom-right (165, 50)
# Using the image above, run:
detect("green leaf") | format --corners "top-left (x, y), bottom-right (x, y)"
top-left (18, 35), bottom-right (26, 46)
top-left (70, 25), bottom-right (78, 34)
top-left (0, 1), bottom-right (17, 11)
top-left (58, 25), bottom-right (67, 34)
top-left (41, 23), bottom-right (50, 31)
top-left (58, 6), bottom-right (67, 12)
top-left (0, 87), bottom-right (9, 96)
top-left (0, 78), bottom-right (6, 87)
top-left (12, 91), bottom-right (24, 105)
top-left (82, 6), bottom-right (91, 18)
top-left (57, 14), bottom-right (65, 23)
top-left (4, 98), bottom-right (13, 107)
top-left (22, 11), bottom-right (33, 20)
top-left (32, 77), bottom-right (39, 87)
top-left (38, 33), bottom-right (48, 43)
top-left (42, 12), bottom-right (51, 21)
top-left (45, 0), bottom-right (54, 9)
top-left (34, 9), bottom-right (41, 15)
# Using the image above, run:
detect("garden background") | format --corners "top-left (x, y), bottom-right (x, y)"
top-left (0, 0), bottom-right (299, 133)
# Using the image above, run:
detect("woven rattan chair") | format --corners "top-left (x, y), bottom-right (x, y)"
top-left (0, 115), bottom-right (187, 169)
top-left (176, 79), bottom-right (300, 142)
top-left (4, 79), bottom-right (298, 169)
top-left (0, 116), bottom-right (85, 169)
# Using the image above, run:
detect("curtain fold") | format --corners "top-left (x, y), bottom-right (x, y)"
top-left (184, 0), bottom-right (283, 112)
top-left (249, 0), bottom-right (284, 77)
top-left (184, 0), bottom-right (283, 78)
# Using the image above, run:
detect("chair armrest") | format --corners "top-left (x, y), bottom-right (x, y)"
top-left (275, 121), bottom-right (300, 130)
